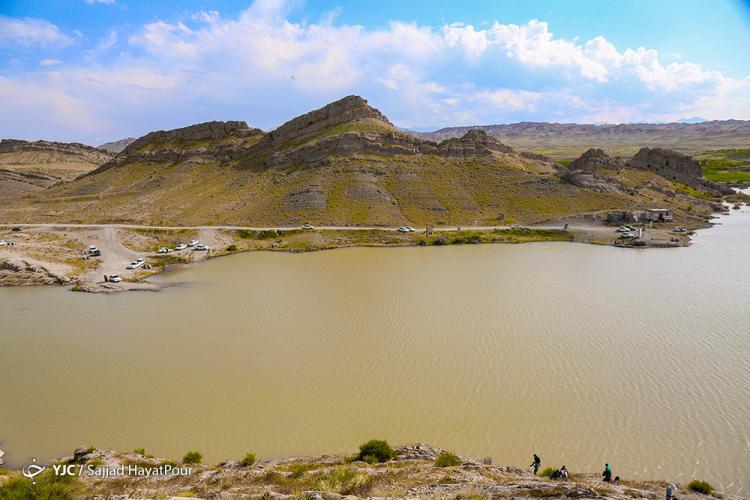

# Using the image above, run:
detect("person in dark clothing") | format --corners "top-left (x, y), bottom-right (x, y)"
top-left (602, 463), bottom-right (612, 482)
top-left (530, 454), bottom-right (541, 475)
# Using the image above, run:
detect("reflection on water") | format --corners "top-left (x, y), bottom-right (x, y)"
top-left (1, 205), bottom-right (749, 492)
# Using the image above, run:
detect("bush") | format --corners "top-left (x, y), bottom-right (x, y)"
top-left (258, 230), bottom-right (279, 239)
top-left (11, 227), bottom-right (21, 232)
top-left (240, 452), bottom-right (256, 467)
top-left (434, 451), bottom-right (461, 467)
top-left (539, 467), bottom-right (555, 478)
top-left (0, 470), bottom-right (81, 499)
top-left (316, 467), bottom-right (372, 495)
top-left (356, 439), bottom-right (395, 463)
top-left (688, 480), bottom-right (714, 495)
top-left (182, 451), bottom-right (202, 464)
top-left (133, 448), bottom-right (146, 456)
top-left (288, 462), bottom-right (315, 478)
top-left (226, 244), bottom-right (238, 252)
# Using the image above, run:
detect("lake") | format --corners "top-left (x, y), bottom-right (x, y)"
top-left (1, 204), bottom-right (749, 493)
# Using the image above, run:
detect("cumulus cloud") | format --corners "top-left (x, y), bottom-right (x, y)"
top-left (0, 0), bottom-right (748, 143)
top-left (0, 15), bottom-right (72, 47)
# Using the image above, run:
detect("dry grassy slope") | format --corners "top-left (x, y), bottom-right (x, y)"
top-left (0, 147), bottom-right (707, 227)
top-left (0, 140), bottom-right (112, 183)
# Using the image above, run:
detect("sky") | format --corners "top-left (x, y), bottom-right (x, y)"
top-left (1, 0), bottom-right (750, 145)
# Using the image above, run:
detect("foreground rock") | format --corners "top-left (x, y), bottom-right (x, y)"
top-left (629, 147), bottom-right (734, 195)
top-left (0, 258), bottom-right (71, 286)
top-left (1, 445), bottom-right (735, 500)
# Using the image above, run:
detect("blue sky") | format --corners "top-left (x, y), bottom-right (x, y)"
top-left (1, 0), bottom-right (750, 144)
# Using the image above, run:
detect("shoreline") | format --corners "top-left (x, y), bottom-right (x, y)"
top-left (0, 219), bottom-right (712, 293)
top-left (0, 444), bottom-right (736, 499)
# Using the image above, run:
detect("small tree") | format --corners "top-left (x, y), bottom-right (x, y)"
top-left (539, 467), bottom-right (555, 478)
top-left (241, 452), bottom-right (256, 467)
top-left (356, 440), bottom-right (394, 463)
top-left (182, 451), bottom-right (202, 464)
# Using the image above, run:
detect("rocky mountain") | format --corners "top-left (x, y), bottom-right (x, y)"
top-left (0, 96), bottom-right (725, 227)
top-left (413, 120), bottom-right (750, 158)
top-left (97, 137), bottom-right (137, 154)
top-left (0, 139), bottom-right (113, 197)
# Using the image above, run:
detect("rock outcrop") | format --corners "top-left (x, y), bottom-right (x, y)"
top-left (123, 121), bottom-right (261, 154)
top-left (0, 259), bottom-right (71, 286)
top-left (561, 169), bottom-right (624, 192)
top-left (97, 137), bottom-right (137, 154)
top-left (569, 148), bottom-right (624, 171)
top-left (265, 95), bottom-right (393, 147)
top-left (629, 147), bottom-right (733, 195)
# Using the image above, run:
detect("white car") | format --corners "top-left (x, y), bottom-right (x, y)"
top-left (616, 226), bottom-right (631, 233)
top-left (175, 244), bottom-right (188, 251)
top-left (397, 226), bottom-right (409, 233)
top-left (188, 240), bottom-right (200, 247)
top-left (405, 226), bottom-right (415, 232)
top-left (0, 240), bottom-right (6, 246)
top-left (195, 244), bottom-right (209, 251)
top-left (107, 275), bottom-right (122, 283)
top-left (509, 224), bottom-right (522, 229)
top-left (302, 224), bottom-right (315, 230)
top-left (157, 247), bottom-right (173, 253)
top-left (619, 231), bottom-right (636, 238)
top-left (674, 227), bottom-right (688, 233)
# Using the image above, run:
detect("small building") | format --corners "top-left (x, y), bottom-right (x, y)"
top-left (607, 211), bottom-right (641, 223)
top-left (645, 208), bottom-right (673, 222)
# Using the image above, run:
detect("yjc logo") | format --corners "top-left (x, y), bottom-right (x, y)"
top-left (22, 458), bottom-right (46, 484)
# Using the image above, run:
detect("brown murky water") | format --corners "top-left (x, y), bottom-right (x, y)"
top-left (2, 206), bottom-right (749, 493)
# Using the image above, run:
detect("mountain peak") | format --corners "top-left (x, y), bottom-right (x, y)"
top-left (268, 95), bottom-right (394, 146)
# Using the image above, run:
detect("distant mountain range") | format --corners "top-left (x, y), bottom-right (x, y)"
top-left (411, 119), bottom-right (750, 157)
top-left (98, 137), bottom-right (137, 153)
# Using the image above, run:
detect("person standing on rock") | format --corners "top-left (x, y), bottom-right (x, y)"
top-left (530, 454), bottom-right (541, 475)
top-left (602, 463), bottom-right (612, 482)
top-left (666, 484), bottom-right (677, 500)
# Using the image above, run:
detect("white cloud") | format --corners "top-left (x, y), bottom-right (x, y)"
top-left (84, 0), bottom-right (116, 4)
top-left (39, 58), bottom-right (62, 66)
top-left (0, 15), bottom-right (72, 47)
top-left (1, 0), bottom-right (749, 143)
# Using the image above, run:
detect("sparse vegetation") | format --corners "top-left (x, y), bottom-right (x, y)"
top-left (241, 452), bottom-right (256, 467)
top-left (539, 467), bottom-right (556, 478)
top-left (0, 470), bottom-right (81, 499)
top-left (434, 451), bottom-right (462, 467)
top-left (356, 439), bottom-right (395, 463)
top-left (701, 157), bottom-right (750, 183)
top-left (688, 480), bottom-right (715, 495)
top-left (315, 466), bottom-right (373, 495)
top-left (182, 451), bottom-right (202, 464)
top-left (226, 244), bottom-right (238, 252)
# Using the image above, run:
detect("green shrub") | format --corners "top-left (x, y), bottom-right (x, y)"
top-left (688, 480), bottom-right (714, 495)
top-left (316, 467), bottom-right (372, 495)
top-left (356, 439), bottom-right (395, 463)
top-left (226, 244), bottom-right (238, 252)
top-left (182, 451), bottom-right (202, 464)
top-left (240, 452), bottom-right (256, 467)
top-left (0, 470), bottom-right (81, 499)
top-left (257, 230), bottom-right (279, 239)
top-left (434, 451), bottom-right (461, 467)
top-left (133, 447), bottom-right (146, 456)
top-left (539, 467), bottom-right (555, 478)
top-left (288, 462), bottom-right (315, 478)
top-left (236, 230), bottom-right (255, 239)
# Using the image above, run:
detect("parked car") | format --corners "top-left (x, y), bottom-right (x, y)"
top-left (509, 224), bottom-right (522, 229)
top-left (157, 247), bottom-right (173, 253)
top-left (126, 259), bottom-right (145, 270)
top-left (619, 231), bottom-right (636, 238)
top-left (616, 226), bottom-right (631, 233)
top-left (175, 243), bottom-right (188, 251)
top-left (397, 226), bottom-right (409, 233)
top-left (405, 226), bottom-right (415, 232)
top-left (188, 240), bottom-right (200, 247)
top-left (108, 275), bottom-right (122, 283)
top-left (674, 227), bottom-right (688, 233)
top-left (302, 224), bottom-right (315, 230)
top-left (0, 240), bottom-right (7, 246)
top-left (195, 244), bottom-right (209, 251)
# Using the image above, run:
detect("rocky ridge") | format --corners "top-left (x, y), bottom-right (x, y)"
top-left (629, 147), bottom-right (733, 195)
top-left (2, 444), bottom-right (734, 500)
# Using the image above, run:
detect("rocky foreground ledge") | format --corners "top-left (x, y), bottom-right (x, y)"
top-left (0, 445), bottom-right (737, 500)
